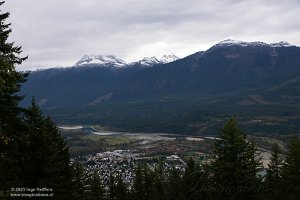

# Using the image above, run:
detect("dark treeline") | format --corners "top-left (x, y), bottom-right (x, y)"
top-left (1, 1), bottom-right (300, 199)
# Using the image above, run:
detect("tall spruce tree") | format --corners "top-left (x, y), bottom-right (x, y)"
top-left (108, 174), bottom-right (117, 200)
top-left (141, 163), bottom-right (155, 200)
top-left (131, 163), bottom-right (145, 200)
top-left (265, 143), bottom-right (284, 200)
top-left (210, 118), bottom-right (263, 200)
top-left (167, 166), bottom-right (184, 200)
top-left (182, 158), bottom-right (207, 200)
top-left (23, 99), bottom-right (73, 199)
top-left (131, 162), bottom-right (157, 200)
top-left (0, 0), bottom-right (27, 142)
top-left (71, 161), bottom-right (86, 200)
top-left (85, 170), bottom-right (106, 200)
top-left (0, 0), bottom-right (27, 194)
top-left (0, 2), bottom-right (77, 199)
top-left (152, 161), bottom-right (167, 200)
top-left (115, 174), bottom-right (129, 200)
top-left (280, 137), bottom-right (300, 200)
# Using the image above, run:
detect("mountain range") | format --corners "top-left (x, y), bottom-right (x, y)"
top-left (20, 39), bottom-right (300, 135)
top-left (75, 54), bottom-right (179, 67)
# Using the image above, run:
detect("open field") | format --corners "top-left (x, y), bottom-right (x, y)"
top-left (81, 134), bottom-right (138, 145)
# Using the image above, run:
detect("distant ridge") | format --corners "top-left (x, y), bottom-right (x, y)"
top-left (21, 39), bottom-right (300, 107)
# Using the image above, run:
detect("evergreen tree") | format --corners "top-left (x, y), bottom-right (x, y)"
top-left (182, 158), bottom-right (197, 198)
top-left (108, 174), bottom-right (117, 200)
top-left (0, 0), bottom-right (27, 121)
top-left (22, 98), bottom-right (48, 187)
top-left (108, 173), bottom-right (129, 200)
top-left (131, 162), bottom-right (157, 200)
top-left (142, 163), bottom-right (155, 200)
top-left (210, 118), bottom-right (263, 200)
top-left (281, 137), bottom-right (300, 200)
top-left (182, 158), bottom-right (207, 200)
top-left (0, 0), bottom-right (27, 192)
top-left (265, 143), bottom-right (283, 200)
top-left (43, 117), bottom-right (73, 198)
top-left (131, 163), bottom-right (145, 200)
top-left (20, 99), bottom-right (73, 199)
top-left (0, 2), bottom-right (73, 199)
top-left (166, 166), bottom-right (184, 200)
top-left (85, 170), bottom-right (106, 200)
top-left (152, 161), bottom-right (167, 200)
top-left (71, 161), bottom-right (86, 200)
top-left (115, 173), bottom-right (129, 200)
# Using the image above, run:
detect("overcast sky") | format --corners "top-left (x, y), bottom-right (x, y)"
top-left (3, 0), bottom-right (300, 70)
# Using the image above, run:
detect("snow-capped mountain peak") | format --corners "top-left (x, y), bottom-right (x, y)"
top-left (75, 55), bottom-right (127, 67)
top-left (205, 39), bottom-right (296, 54)
top-left (160, 54), bottom-right (179, 63)
top-left (130, 54), bottom-right (179, 67)
top-left (218, 39), bottom-right (248, 46)
top-left (214, 39), bottom-right (295, 48)
top-left (216, 39), bottom-right (268, 47)
top-left (139, 56), bottom-right (160, 66)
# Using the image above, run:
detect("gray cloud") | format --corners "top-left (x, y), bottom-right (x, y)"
top-left (2, 0), bottom-right (300, 70)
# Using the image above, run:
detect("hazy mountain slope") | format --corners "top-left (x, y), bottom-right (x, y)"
top-left (109, 42), bottom-right (300, 103)
top-left (21, 66), bottom-right (142, 107)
